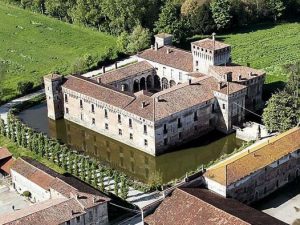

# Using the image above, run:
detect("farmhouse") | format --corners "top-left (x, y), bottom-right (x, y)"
top-left (1, 157), bottom-right (110, 225)
top-left (44, 33), bottom-right (265, 156)
top-left (204, 126), bottom-right (300, 204)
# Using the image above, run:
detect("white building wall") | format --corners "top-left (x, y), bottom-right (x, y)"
top-left (11, 170), bottom-right (51, 203)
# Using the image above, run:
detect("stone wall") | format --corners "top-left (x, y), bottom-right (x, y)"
top-left (62, 87), bottom-right (156, 155)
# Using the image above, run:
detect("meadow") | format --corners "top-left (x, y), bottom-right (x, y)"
top-left (0, 2), bottom-right (117, 102)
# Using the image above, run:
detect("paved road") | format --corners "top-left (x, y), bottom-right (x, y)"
top-left (82, 56), bottom-right (138, 78)
top-left (0, 89), bottom-right (45, 123)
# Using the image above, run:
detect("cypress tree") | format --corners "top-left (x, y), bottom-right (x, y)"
top-left (0, 119), bottom-right (6, 137)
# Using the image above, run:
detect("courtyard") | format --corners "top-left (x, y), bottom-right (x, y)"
top-left (0, 183), bottom-right (30, 215)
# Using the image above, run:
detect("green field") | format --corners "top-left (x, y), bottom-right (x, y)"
top-left (0, 2), bottom-right (117, 101)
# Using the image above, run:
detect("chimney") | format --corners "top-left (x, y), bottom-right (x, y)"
top-left (102, 66), bottom-right (105, 74)
top-left (225, 72), bottom-right (232, 82)
top-left (218, 82), bottom-right (223, 90)
top-left (238, 75), bottom-right (242, 81)
top-left (167, 48), bottom-right (170, 54)
top-left (115, 62), bottom-right (118, 69)
top-left (188, 79), bottom-right (192, 85)
top-left (121, 84), bottom-right (125, 91)
top-left (155, 43), bottom-right (158, 51)
top-left (98, 77), bottom-right (102, 83)
top-left (71, 210), bottom-right (75, 215)
top-left (249, 72), bottom-right (253, 77)
top-left (212, 32), bottom-right (216, 50)
top-left (151, 45), bottom-right (154, 50)
top-left (155, 97), bottom-right (160, 102)
top-left (141, 101), bottom-right (146, 108)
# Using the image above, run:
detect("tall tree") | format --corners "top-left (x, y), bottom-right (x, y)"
top-left (267, 0), bottom-right (285, 22)
top-left (210, 0), bottom-right (232, 30)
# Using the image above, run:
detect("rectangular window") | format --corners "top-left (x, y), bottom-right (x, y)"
top-left (64, 94), bottom-right (68, 103)
top-left (144, 139), bottom-right (148, 146)
top-left (66, 108), bottom-right (69, 114)
top-left (179, 132), bottom-right (182, 139)
top-left (80, 100), bottom-right (83, 109)
top-left (80, 114), bottom-right (83, 121)
top-left (163, 67), bottom-right (166, 76)
top-left (163, 124), bottom-right (168, 134)
top-left (171, 69), bottom-right (173, 79)
top-left (130, 133), bottom-right (133, 140)
top-left (92, 118), bottom-right (95, 124)
top-left (89, 211), bottom-right (93, 221)
top-left (91, 104), bottom-right (95, 113)
top-left (118, 114), bottom-right (122, 124)
top-left (179, 72), bottom-right (182, 81)
top-left (177, 118), bottom-right (182, 128)
top-left (129, 119), bottom-right (132, 128)
top-left (222, 104), bottom-right (226, 110)
top-left (164, 138), bottom-right (168, 146)
top-left (105, 123), bottom-right (108, 130)
top-left (194, 112), bottom-right (198, 121)
top-left (119, 129), bottom-right (122, 136)
top-left (104, 109), bottom-right (108, 118)
top-left (76, 217), bottom-right (80, 223)
top-left (144, 125), bottom-right (147, 135)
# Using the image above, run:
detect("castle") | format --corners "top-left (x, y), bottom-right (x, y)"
top-left (44, 33), bottom-right (265, 156)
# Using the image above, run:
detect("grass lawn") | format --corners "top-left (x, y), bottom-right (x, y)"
top-left (0, 135), bottom-right (65, 174)
top-left (0, 2), bottom-right (117, 102)
top-left (189, 22), bottom-right (300, 94)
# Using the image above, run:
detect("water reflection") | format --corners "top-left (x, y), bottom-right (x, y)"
top-left (18, 102), bottom-right (243, 183)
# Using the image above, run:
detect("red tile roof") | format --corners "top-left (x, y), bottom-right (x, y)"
top-left (1, 158), bottom-right (15, 175)
top-left (145, 188), bottom-right (286, 225)
top-left (137, 46), bottom-right (193, 72)
top-left (0, 198), bottom-right (85, 225)
top-left (192, 38), bottom-right (230, 51)
top-left (0, 147), bottom-right (12, 160)
top-left (210, 64), bottom-right (265, 82)
top-left (93, 61), bottom-right (154, 84)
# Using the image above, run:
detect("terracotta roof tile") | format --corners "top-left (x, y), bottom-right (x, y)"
top-left (137, 46), bottom-right (193, 72)
top-left (145, 188), bottom-right (286, 225)
top-left (0, 198), bottom-right (85, 225)
top-left (0, 147), bottom-right (12, 160)
top-left (210, 64), bottom-right (265, 82)
top-left (192, 38), bottom-right (230, 51)
top-left (93, 61), bottom-right (154, 84)
top-left (205, 127), bottom-right (300, 186)
top-left (1, 158), bottom-right (14, 175)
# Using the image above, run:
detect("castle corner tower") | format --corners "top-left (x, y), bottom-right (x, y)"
top-left (44, 74), bottom-right (64, 120)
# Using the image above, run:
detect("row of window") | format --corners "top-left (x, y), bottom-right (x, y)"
top-left (162, 67), bottom-right (183, 81)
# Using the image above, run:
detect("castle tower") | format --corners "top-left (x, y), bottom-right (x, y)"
top-left (154, 33), bottom-right (173, 49)
top-left (44, 74), bottom-right (64, 120)
top-left (191, 33), bottom-right (231, 74)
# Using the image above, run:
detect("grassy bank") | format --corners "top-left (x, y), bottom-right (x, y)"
top-left (0, 135), bottom-right (65, 174)
top-left (0, 2), bottom-right (117, 102)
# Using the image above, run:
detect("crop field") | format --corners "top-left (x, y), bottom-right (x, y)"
top-left (0, 2), bottom-right (117, 101)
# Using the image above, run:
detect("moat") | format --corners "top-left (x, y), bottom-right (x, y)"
top-left (18, 102), bottom-right (244, 184)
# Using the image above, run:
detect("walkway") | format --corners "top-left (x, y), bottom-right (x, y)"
top-left (0, 89), bottom-right (45, 122)
top-left (82, 56), bottom-right (138, 78)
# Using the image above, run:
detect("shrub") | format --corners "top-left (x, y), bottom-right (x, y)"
top-left (17, 81), bottom-right (34, 95)
top-left (23, 190), bottom-right (31, 198)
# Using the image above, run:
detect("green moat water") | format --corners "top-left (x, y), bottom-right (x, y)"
top-left (18, 102), bottom-right (243, 184)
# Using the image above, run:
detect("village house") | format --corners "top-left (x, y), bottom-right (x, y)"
top-left (204, 126), bottom-right (300, 204)
top-left (0, 157), bottom-right (110, 225)
top-left (44, 33), bottom-right (265, 156)
top-left (144, 187), bottom-right (286, 225)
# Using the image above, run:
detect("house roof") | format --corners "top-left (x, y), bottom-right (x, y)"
top-left (137, 46), bottom-right (193, 72)
top-left (0, 198), bottom-right (85, 225)
top-left (93, 61), bottom-right (154, 84)
top-left (192, 38), bottom-right (230, 51)
top-left (210, 64), bottom-right (265, 82)
top-left (11, 158), bottom-right (55, 190)
top-left (11, 158), bottom-right (110, 208)
top-left (205, 127), bottom-right (300, 186)
top-left (145, 188), bottom-right (286, 225)
top-left (0, 158), bottom-right (15, 175)
top-left (0, 147), bottom-right (12, 160)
